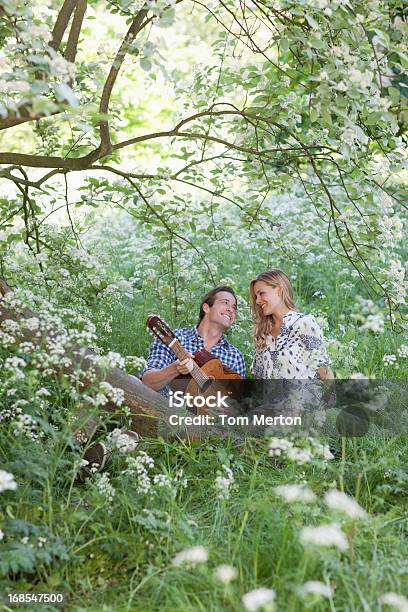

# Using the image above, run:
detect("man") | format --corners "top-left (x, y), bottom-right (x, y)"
top-left (141, 286), bottom-right (246, 391)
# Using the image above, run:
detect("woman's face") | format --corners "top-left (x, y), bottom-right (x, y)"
top-left (253, 281), bottom-right (283, 316)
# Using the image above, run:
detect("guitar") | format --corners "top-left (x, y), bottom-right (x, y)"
top-left (146, 315), bottom-right (242, 413)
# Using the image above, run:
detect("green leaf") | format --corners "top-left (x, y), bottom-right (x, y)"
top-left (388, 86), bottom-right (400, 103)
top-left (53, 83), bottom-right (79, 107)
top-left (140, 58), bottom-right (152, 72)
top-left (321, 108), bottom-right (332, 126)
top-left (310, 107), bottom-right (318, 123)
top-left (310, 36), bottom-right (325, 49)
top-left (281, 39), bottom-right (289, 52)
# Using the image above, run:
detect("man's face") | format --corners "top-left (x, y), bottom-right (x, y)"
top-left (203, 291), bottom-right (237, 330)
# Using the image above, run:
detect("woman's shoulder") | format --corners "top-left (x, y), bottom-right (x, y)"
top-left (284, 310), bottom-right (306, 326)
top-left (286, 311), bottom-right (322, 334)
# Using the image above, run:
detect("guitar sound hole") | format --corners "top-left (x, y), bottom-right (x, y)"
top-left (201, 379), bottom-right (213, 393)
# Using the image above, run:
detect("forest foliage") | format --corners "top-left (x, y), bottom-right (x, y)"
top-left (0, 3), bottom-right (407, 609)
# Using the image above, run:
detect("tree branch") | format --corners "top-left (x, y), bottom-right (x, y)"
top-left (97, 9), bottom-right (150, 154)
top-left (0, 107), bottom-right (62, 131)
top-left (64, 0), bottom-right (87, 63)
top-left (50, 0), bottom-right (78, 52)
top-left (0, 0), bottom-right (81, 131)
top-left (0, 107), bottom-right (335, 169)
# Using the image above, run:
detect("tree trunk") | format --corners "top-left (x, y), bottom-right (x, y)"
top-left (0, 278), bottom-right (200, 440)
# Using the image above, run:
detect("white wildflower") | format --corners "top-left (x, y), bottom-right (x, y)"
top-left (12, 411), bottom-right (39, 439)
top-left (215, 465), bottom-right (236, 500)
top-left (361, 314), bottom-right (385, 333)
top-left (274, 484), bottom-right (316, 503)
top-left (24, 317), bottom-right (40, 331)
top-left (298, 580), bottom-right (333, 598)
top-left (242, 587), bottom-right (276, 611)
top-left (383, 354), bottom-right (398, 367)
top-left (268, 437), bottom-right (293, 457)
top-left (125, 355), bottom-right (147, 371)
top-left (213, 564), bottom-right (238, 583)
top-left (98, 382), bottom-right (125, 406)
top-left (136, 451), bottom-right (154, 470)
top-left (95, 473), bottom-right (115, 505)
top-left (324, 490), bottom-right (368, 519)
top-left (153, 474), bottom-right (172, 488)
top-left (123, 452), bottom-right (154, 494)
top-left (4, 357), bottom-right (26, 379)
top-left (0, 470), bottom-right (17, 493)
top-left (309, 438), bottom-right (334, 461)
top-left (348, 67), bottom-right (372, 88)
top-left (96, 351), bottom-right (126, 370)
top-left (172, 545), bottom-right (208, 567)
top-left (0, 529), bottom-right (4, 540)
top-left (312, 290), bottom-right (326, 299)
top-left (108, 428), bottom-right (139, 454)
top-left (20, 24), bottom-right (51, 43)
top-left (287, 447), bottom-right (313, 465)
top-left (300, 523), bottom-right (348, 552)
top-left (397, 345), bottom-right (408, 359)
top-left (378, 592), bottom-right (408, 611)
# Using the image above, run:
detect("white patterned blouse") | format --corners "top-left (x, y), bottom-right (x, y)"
top-left (250, 311), bottom-right (331, 379)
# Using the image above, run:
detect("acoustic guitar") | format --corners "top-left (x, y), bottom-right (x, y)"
top-left (146, 315), bottom-right (242, 413)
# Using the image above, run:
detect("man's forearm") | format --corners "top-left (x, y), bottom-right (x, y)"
top-left (317, 366), bottom-right (334, 380)
top-left (141, 363), bottom-right (179, 391)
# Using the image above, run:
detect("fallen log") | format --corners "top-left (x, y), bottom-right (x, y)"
top-left (0, 278), bottom-right (201, 440)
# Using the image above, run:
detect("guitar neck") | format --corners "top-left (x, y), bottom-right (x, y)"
top-left (169, 338), bottom-right (210, 389)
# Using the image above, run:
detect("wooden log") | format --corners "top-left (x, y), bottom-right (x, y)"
top-left (0, 278), bottom-right (201, 440)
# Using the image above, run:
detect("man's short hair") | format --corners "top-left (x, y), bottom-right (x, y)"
top-left (198, 286), bottom-right (237, 323)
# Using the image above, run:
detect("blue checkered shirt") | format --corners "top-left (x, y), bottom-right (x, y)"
top-left (141, 326), bottom-right (246, 378)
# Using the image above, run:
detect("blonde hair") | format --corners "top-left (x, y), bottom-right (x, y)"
top-left (250, 269), bottom-right (296, 348)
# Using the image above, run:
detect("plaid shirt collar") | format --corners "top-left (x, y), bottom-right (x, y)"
top-left (190, 325), bottom-right (229, 348)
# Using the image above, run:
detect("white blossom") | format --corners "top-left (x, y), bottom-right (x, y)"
top-left (378, 592), bottom-right (408, 611)
top-left (268, 438), bottom-right (293, 457)
top-left (361, 314), bottom-right (385, 333)
top-left (383, 354), bottom-right (398, 367)
top-left (0, 470), bottom-right (17, 493)
top-left (397, 345), bottom-right (408, 359)
top-left (108, 428), bottom-right (139, 454)
top-left (298, 580), bottom-right (333, 598)
top-left (153, 474), bottom-right (172, 488)
top-left (214, 465), bottom-right (236, 500)
top-left (213, 564), bottom-right (238, 583)
top-left (308, 438), bottom-right (334, 461)
top-left (274, 484), bottom-right (316, 503)
top-left (95, 473), bottom-right (115, 505)
top-left (242, 587), bottom-right (276, 612)
top-left (324, 490), bottom-right (368, 519)
top-left (172, 545), bottom-right (208, 567)
top-left (300, 523), bottom-right (348, 551)
top-left (287, 447), bottom-right (313, 465)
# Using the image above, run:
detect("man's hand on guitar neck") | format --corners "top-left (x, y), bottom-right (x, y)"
top-left (141, 353), bottom-right (195, 391)
top-left (176, 353), bottom-right (195, 375)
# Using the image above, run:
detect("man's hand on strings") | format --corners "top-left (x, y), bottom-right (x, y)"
top-left (176, 353), bottom-right (195, 375)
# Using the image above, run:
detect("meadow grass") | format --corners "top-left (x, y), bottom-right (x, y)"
top-left (2, 426), bottom-right (408, 611)
top-left (1, 222), bottom-right (407, 611)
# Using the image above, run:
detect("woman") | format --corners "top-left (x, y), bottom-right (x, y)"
top-left (249, 269), bottom-right (332, 380)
